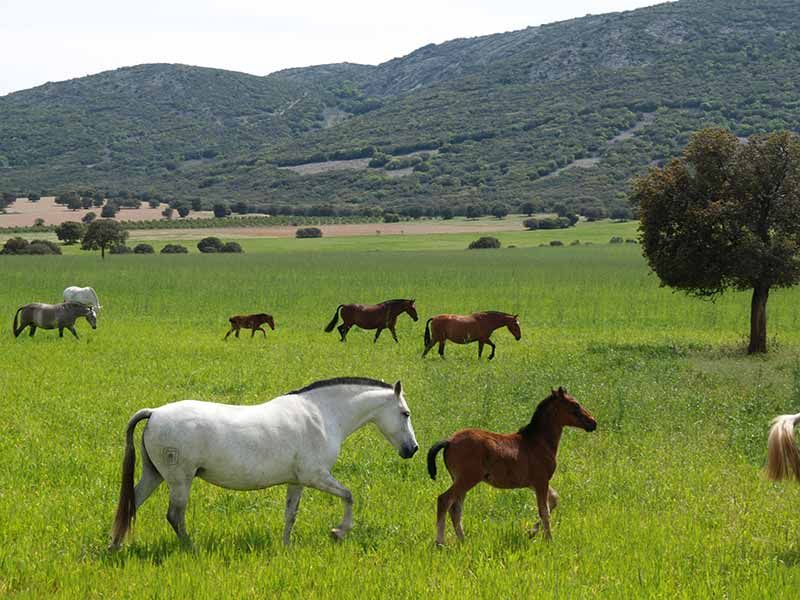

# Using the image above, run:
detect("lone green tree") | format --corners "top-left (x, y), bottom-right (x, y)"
top-left (81, 219), bottom-right (128, 259)
top-left (633, 128), bottom-right (800, 354)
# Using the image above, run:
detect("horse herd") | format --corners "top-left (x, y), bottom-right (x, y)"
top-left (11, 287), bottom-right (800, 551)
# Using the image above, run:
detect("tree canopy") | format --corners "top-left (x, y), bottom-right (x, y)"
top-left (81, 219), bottom-right (128, 259)
top-left (633, 128), bottom-right (800, 353)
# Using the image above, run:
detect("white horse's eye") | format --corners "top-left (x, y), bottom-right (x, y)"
top-left (402, 411), bottom-right (410, 418)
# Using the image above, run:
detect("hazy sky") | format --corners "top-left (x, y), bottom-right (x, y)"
top-left (0, 0), bottom-right (666, 96)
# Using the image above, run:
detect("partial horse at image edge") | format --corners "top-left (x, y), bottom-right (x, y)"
top-left (767, 413), bottom-right (800, 481)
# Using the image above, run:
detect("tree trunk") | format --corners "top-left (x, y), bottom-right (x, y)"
top-left (101, 245), bottom-right (105, 260)
top-left (748, 284), bottom-right (769, 354)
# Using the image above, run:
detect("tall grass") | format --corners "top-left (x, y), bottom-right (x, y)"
top-left (2, 243), bottom-right (800, 597)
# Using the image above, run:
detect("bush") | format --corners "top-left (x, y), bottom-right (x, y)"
top-left (1, 237), bottom-right (61, 255)
top-left (296, 227), bottom-right (322, 239)
top-left (468, 236), bottom-right (501, 249)
top-left (133, 243), bottom-right (155, 254)
top-left (101, 203), bottom-right (118, 218)
top-left (625, 238), bottom-right (638, 244)
top-left (197, 237), bottom-right (224, 253)
top-left (609, 236), bottom-right (624, 244)
top-left (161, 243), bottom-right (188, 254)
top-left (110, 244), bottom-right (133, 254)
top-left (570, 239), bottom-right (581, 246)
top-left (220, 241), bottom-right (244, 253)
top-left (383, 213), bottom-right (401, 223)
top-left (549, 240), bottom-right (564, 246)
top-left (213, 203), bottom-right (231, 218)
top-left (82, 212), bottom-right (97, 224)
top-left (523, 217), bottom-right (572, 230)
top-left (55, 221), bottom-right (86, 244)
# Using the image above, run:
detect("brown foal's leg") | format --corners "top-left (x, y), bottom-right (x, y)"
top-left (486, 339), bottom-right (496, 360)
top-left (437, 474), bottom-right (480, 545)
top-left (449, 496), bottom-right (466, 540)
top-left (438, 340), bottom-right (446, 358)
top-left (531, 487), bottom-right (559, 537)
top-left (224, 326), bottom-right (235, 340)
top-left (478, 341), bottom-right (484, 357)
top-left (532, 482), bottom-right (552, 541)
top-left (374, 328), bottom-right (383, 342)
top-left (257, 326), bottom-right (267, 338)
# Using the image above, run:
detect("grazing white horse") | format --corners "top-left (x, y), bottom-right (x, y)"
top-left (110, 377), bottom-right (419, 549)
top-left (63, 286), bottom-right (101, 310)
top-left (767, 413), bottom-right (800, 481)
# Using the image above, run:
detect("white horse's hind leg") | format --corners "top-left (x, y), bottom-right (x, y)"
top-left (134, 451), bottom-right (164, 509)
top-left (283, 484), bottom-right (304, 546)
top-left (308, 473), bottom-right (353, 540)
top-left (165, 480), bottom-right (193, 547)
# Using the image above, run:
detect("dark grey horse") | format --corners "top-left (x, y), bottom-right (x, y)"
top-left (13, 302), bottom-right (97, 339)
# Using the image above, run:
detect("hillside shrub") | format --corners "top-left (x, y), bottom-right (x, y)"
top-left (197, 237), bottom-right (224, 253)
top-left (609, 236), bottom-right (624, 244)
top-left (161, 243), bottom-right (188, 254)
top-left (468, 236), bottom-right (501, 249)
top-left (550, 240), bottom-right (564, 246)
top-left (133, 243), bottom-right (155, 254)
top-left (110, 244), bottom-right (133, 254)
top-left (296, 227), bottom-right (322, 239)
top-left (383, 213), bottom-right (400, 223)
top-left (220, 241), bottom-right (244, 253)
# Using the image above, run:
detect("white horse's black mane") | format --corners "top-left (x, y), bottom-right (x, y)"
top-left (289, 377), bottom-right (392, 395)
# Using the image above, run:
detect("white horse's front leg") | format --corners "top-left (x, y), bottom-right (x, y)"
top-left (308, 472), bottom-right (353, 541)
top-left (283, 484), bottom-right (304, 546)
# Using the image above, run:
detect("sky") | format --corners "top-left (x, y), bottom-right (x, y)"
top-left (0, 0), bottom-right (666, 96)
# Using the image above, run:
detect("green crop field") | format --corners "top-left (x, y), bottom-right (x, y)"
top-left (3, 227), bottom-right (800, 598)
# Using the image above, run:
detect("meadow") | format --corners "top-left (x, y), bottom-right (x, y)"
top-left (3, 224), bottom-right (800, 598)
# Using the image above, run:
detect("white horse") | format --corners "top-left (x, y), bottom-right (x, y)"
top-left (63, 286), bottom-right (101, 310)
top-left (110, 377), bottom-right (419, 549)
top-left (767, 413), bottom-right (800, 481)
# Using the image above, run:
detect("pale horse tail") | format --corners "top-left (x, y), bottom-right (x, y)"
top-left (110, 409), bottom-right (153, 548)
top-left (767, 414), bottom-right (800, 481)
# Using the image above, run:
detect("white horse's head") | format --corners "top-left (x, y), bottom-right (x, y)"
top-left (85, 306), bottom-right (97, 329)
top-left (373, 380), bottom-right (418, 459)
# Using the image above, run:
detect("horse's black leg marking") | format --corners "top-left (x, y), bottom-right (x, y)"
top-left (258, 326), bottom-right (267, 338)
top-left (374, 328), bottom-right (383, 342)
top-left (422, 342), bottom-right (434, 358)
top-left (68, 326), bottom-right (79, 339)
top-left (59, 327), bottom-right (64, 338)
top-left (224, 327), bottom-right (233, 340)
top-left (251, 327), bottom-right (257, 338)
top-left (487, 339), bottom-right (496, 360)
top-left (478, 341), bottom-right (484, 357)
top-left (29, 325), bottom-right (36, 337)
top-left (337, 323), bottom-right (349, 341)
top-left (389, 325), bottom-right (399, 343)
top-left (235, 328), bottom-right (240, 338)
top-left (438, 341), bottom-right (446, 358)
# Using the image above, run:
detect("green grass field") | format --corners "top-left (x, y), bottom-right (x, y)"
top-left (3, 227), bottom-right (800, 598)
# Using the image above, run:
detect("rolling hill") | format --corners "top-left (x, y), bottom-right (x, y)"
top-left (2, 0), bottom-right (800, 217)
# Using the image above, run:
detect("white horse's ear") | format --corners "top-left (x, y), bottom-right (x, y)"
top-left (394, 380), bottom-right (402, 396)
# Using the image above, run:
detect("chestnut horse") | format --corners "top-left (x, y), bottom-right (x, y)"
top-left (427, 387), bottom-right (596, 544)
top-left (324, 299), bottom-right (418, 342)
top-left (422, 311), bottom-right (521, 359)
top-left (224, 313), bottom-right (275, 340)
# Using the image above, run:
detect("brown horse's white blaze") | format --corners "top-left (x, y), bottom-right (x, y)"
top-left (427, 387), bottom-right (596, 545)
top-left (224, 313), bottom-right (275, 340)
top-left (767, 414), bottom-right (800, 481)
top-left (324, 299), bottom-right (418, 343)
top-left (422, 311), bottom-right (521, 359)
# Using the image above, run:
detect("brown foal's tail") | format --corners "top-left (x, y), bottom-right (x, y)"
top-left (110, 408), bottom-right (153, 549)
top-left (324, 305), bottom-right (343, 333)
top-left (423, 318), bottom-right (433, 347)
top-left (767, 414), bottom-right (800, 481)
top-left (427, 440), bottom-right (448, 480)
top-left (12, 306), bottom-right (23, 337)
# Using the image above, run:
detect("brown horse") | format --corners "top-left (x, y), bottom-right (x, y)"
top-left (427, 387), bottom-right (596, 545)
top-left (224, 313), bottom-right (275, 340)
top-left (324, 299), bottom-right (418, 342)
top-left (422, 311), bottom-right (521, 359)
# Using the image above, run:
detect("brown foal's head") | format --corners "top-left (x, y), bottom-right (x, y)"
top-left (259, 314), bottom-right (275, 330)
top-left (405, 299), bottom-right (419, 321)
top-left (550, 387), bottom-right (596, 431)
top-left (507, 314), bottom-right (521, 340)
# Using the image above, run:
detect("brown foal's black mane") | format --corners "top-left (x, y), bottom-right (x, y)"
top-left (288, 377), bottom-right (392, 395)
top-left (518, 393), bottom-right (559, 438)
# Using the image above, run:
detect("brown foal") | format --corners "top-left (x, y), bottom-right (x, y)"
top-left (422, 311), bottom-right (521, 359)
top-left (427, 387), bottom-right (596, 544)
top-left (224, 313), bottom-right (275, 339)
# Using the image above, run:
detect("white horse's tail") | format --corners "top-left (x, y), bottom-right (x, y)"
top-left (110, 409), bottom-right (153, 548)
top-left (767, 414), bottom-right (800, 481)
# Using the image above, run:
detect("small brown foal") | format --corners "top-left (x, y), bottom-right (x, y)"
top-left (224, 313), bottom-right (275, 340)
top-left (427, 387), bottom-right (596, 544)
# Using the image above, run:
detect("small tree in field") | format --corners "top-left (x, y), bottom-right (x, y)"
top-left (101, 202), bottom-right (118, 218)
top-left (633, 128), bottom-right (800, 354)
top-left (519, 200), bottom-right (536, 216)
top-left (81, 219), bottom-right (128, 259)
top-left (68, 196), bottom-right (83, 211)
top-left (491, 203), bottom-right (509, 219)
top-left (55, 221), bottom-right (85, 245)
top-left (82, 212), bottom-right (97, 224)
